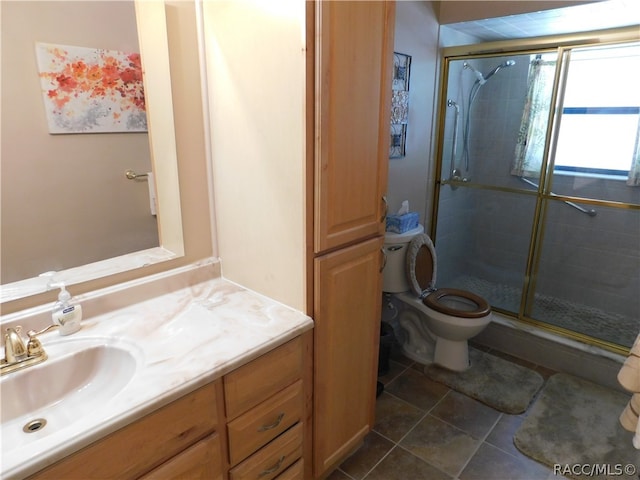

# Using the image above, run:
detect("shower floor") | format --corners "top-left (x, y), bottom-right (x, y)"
top-left (453, 275), bottom-right (639, 348)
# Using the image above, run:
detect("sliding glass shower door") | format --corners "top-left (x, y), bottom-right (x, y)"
top-left (433, 39), bottom-right (640, 352)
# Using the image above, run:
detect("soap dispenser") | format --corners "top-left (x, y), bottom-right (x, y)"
top-left (51, 282), bottom-right (82, 336)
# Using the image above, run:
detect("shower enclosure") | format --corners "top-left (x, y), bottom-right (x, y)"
top-left (432, 32), bottom-right (640, 353)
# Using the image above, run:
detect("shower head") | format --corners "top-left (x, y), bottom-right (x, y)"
top-left (464, 59), bottom-right (516, 84)
top-left (483, 60), bottom-right (516, 81)
top-left (463, 61), bottom-right (486, 85)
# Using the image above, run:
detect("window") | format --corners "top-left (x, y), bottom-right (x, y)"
top-left (553, 43), bottom-right (640, 177)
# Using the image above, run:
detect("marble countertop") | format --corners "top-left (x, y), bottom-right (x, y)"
top-left (0, 275), bottom-right (313, 479)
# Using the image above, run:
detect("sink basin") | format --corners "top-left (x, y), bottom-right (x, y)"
top-left (1, 337), bottom-right (140, 450)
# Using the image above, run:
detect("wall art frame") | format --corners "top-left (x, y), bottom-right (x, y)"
top-left (36, 42), bottom-right (147, 134)
top-left (390, 51), bottom-right (411, 159)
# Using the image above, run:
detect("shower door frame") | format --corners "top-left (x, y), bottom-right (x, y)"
top-left (430, 26), bottom-right (640, 355)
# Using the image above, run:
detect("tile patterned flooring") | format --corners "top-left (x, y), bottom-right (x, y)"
top-left (327, 345), bottom-right (562, 480)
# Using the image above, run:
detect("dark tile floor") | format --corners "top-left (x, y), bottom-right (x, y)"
top-left (327, 345), bottom-right (561, 480)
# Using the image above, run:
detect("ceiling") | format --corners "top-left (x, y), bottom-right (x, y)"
top-left (442, 0), bottom-right (640, 41)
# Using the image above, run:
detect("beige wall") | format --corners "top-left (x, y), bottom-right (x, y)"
top-left (2, 1), bottom-right (213, 314)
top-left (1, 1), bottom-right (158, 284)
top-left (203, 1), bottom-right (307, 312)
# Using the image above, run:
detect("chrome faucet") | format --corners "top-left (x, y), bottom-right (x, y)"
top-left (1, 325), bottom-right (57, 376)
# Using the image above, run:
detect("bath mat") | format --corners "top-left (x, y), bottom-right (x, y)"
top-left (514, 373), bottom-right (638, 479)
top-left (424, 348), bottom-right (544, 414)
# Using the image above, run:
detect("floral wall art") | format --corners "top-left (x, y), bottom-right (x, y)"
top-left (390, 52), bottom-right (411, 158)
top-left (35, 42), bottom-right (147, 134)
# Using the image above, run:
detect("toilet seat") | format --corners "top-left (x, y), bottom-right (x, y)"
top-left (423, 288), bottom-right (490, 318)
top-left (405, 234), bottom-right (491, 319)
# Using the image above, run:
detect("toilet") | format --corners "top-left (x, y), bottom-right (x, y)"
top-left (383, 225), bottom-right (492, 371)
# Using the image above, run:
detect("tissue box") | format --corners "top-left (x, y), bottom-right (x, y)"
top-left (386, 212), bottom-right (419, 234)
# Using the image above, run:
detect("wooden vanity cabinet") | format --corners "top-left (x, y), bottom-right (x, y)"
top-left (225, 335), bottom-right (308, 480)
top-left (139, 434), bottom-right (223, 480)
top-left (312, 1), bottom-right (394, 255)
top-left (309, 1), bottom-right (395, 478)
top-left (28, 381), bottom-right (224, 480)
top-left (277, 460), bottom-right (304, 480)
top-left (313, 237), bottom-right (385, 475)
top-left (28, 333), bottom-right (312, 480)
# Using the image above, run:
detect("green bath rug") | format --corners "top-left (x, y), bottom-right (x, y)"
top-left (514, 373), bottom-right (638, 480)
top-left (424, 348), bottom-right (544, 414)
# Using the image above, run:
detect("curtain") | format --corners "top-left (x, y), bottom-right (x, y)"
top-left (627, 119), bottom-right (640, 186)
top-left (511, 58), bottom-right (556, 178)
top-left (512, 56), bottom-right (640, 185)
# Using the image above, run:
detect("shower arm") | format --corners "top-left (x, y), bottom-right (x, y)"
top-left (519, 177), bottom-right (597, 217)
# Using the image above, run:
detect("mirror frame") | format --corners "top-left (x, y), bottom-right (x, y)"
top-left (1, 1), bottom-right (184, 304)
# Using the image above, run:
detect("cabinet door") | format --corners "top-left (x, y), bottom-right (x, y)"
top-left (313, 237), bottom-right (384, 476)
top-left (229, 423), bottom-right (303, 480)
top-left (314, 1), bottom-right (396, 253)
top-left (140, 434), bottom-right (223, 480)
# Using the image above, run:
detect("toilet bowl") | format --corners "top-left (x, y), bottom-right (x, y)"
top-left (382, 227), bottom-right (491, 372)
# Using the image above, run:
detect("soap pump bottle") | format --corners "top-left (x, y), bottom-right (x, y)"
top-left (51, 282), bottom-right (82, 335)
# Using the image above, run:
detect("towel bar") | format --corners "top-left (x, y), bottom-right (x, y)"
top-left (125, 169), bottom-right (148, 180)
top-left (519, 177), bottom-right (597, 217)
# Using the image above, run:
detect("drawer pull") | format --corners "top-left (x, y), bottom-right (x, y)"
top-left (257, 412), bottom-right (285, 432)
top-left (258, 455), bottom-right (285, 477)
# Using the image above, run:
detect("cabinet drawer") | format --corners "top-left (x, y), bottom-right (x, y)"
top-left (29, 383), bottom-right (218, 480)
top-left (228, 380), bottom-right (303, 465)
top-left (276, 459), bottom-right (304, 480)
top-left (229, 423), bottom-right (303, 480)
top-left (224, 337), bottom-right (302, 419)
top-left (139, 433), bottom-right (223, 480)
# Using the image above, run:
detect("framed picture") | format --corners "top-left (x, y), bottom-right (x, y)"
top-left (390, 52), bottom-right (411, 158)
top-left (36, 42), bottom-right (147, 134)
top-left (393, 52), bottom-right (411, 91)
top-left (390, 124), bottom-right (407, 159)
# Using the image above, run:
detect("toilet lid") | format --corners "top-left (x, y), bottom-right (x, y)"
top-left (405, 233), bottom-right (437, 296)
top-left (424, 289), bottom-right (491, 318)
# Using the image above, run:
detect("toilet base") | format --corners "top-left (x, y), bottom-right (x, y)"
top-left (398, 310), bottom-right (435, 365)
top-left (400, 343), bottom-right (434, 366)
top-left (434, 338), bottom-right (470, 372)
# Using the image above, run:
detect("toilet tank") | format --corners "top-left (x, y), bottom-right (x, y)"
top-left (382, 224), bottom-right (424, 293)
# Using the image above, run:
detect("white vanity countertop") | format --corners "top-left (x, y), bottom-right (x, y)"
top-left (0, 275), bottom-right (313, 479)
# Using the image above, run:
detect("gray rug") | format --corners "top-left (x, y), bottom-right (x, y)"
top-left (514, 373), bottom-right (638, 480)
top-left (424, 348), bottom-right (544, 414)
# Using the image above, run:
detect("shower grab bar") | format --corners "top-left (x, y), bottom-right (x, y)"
top-left (519, 177), bottom-right (597, 217)
top-left (447, 99), bottom-right (459, 180)
top-left (447, 99), bottom-right (469, 184)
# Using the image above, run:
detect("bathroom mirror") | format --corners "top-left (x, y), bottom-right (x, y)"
top-left (0, 0), bottom-right (184, 303)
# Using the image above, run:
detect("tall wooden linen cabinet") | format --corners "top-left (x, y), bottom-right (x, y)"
top-left (307, 2), bottom-right (396, 478)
